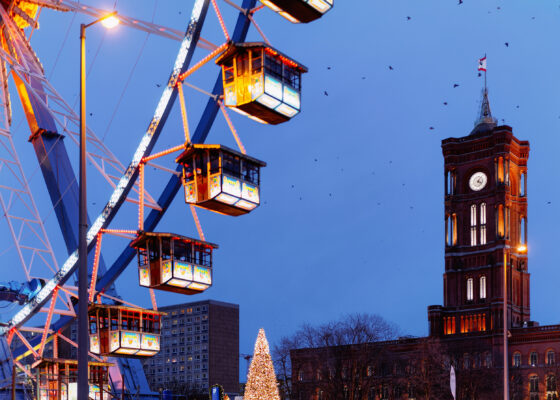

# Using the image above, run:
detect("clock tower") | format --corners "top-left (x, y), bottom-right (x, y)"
top-left (428, 89), bottom-right (530, 337)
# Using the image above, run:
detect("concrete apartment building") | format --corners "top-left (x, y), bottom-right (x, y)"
top-left (142, 300), bottom-right (239, 395)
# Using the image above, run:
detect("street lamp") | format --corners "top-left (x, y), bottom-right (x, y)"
top-left (78, 12), bottom-right (119, 400)
top-left (503, 243), bottom-right (527, 400)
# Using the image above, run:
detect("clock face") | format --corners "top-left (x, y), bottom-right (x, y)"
top-left (469, 172), bottom-right (488, 191)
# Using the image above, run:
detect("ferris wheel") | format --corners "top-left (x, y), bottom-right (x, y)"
top-left (0, 0), bottom-right (332, 396)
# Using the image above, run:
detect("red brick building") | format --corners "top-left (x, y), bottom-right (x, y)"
top-left (291, 91), bottom-right (560, 400)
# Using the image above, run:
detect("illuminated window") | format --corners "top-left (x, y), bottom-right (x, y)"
top-left (548, 351), bottom-right (556, 365)
top-left (298, 371), bottom-right (304, 381)
top-left (480, 203), bottom-right (487, 245)
top-left (506, 207), bottom-right (510, 239)
top-left (446, 170), bottom-right (455, 195)
top-left (480, 276), bottom-right (487, 299)
top-left (467, 278), bottom-right (474, 301)
top-left (446, 214), bottom-right (457, 246)
top-left (531, 352), bottom-right (538, 367)
top-left (497, 205), bottom-right (504, 238)
top-left (520, 216), bottom-right (527, 245)
top-left (470, 205), bottom-right (477, 246)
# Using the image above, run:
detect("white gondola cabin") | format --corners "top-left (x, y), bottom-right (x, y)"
top-left (88, 304), bottom-right (165, 357)
top-left (32, 358), bottom-right (112, 400)
top-left (131, 232), bottom-right (218, 294)
top-left (176, 144), bottom-right (266, 216)
top-left (260, 0), bottom-right (333, 23)
top-left (216, 42), bottom-right (307, 125)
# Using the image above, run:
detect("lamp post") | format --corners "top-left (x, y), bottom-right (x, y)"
top-left (503, 243), bottom-right (527, 400)
top-left (78, 12), bottom-right (119, 400)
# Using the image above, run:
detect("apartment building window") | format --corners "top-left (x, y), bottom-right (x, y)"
top-left (466, 278), bottom-right (474, 301)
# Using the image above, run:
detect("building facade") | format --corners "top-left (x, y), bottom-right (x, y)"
top-left (142, 300), bottom-right (239, 395)
top-left (291, 91), bottom-right (560, 400)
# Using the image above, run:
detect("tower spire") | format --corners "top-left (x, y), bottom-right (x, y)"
top-left (471, 55), bottom-right (497, 135)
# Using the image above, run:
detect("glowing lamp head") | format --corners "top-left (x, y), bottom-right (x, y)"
top-left (517, 244), bottom-right (527, 253)
top-left (101, 15), bottom-right (120, 29)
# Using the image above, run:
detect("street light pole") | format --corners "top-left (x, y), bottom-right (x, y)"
top-left (503, 247), bottom-right (508, 400)
top-left (78, 13), bottom-right (119, 400)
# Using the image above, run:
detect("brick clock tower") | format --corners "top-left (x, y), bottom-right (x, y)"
top-left (428, 89), bottom-right (530, 338)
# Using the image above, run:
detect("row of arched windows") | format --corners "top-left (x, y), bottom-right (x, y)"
top-left (445, 205), bottom-right (527, 247)
top-left (513, 350), bottom-right (556, 368)
top-left (466, 276), bottom-right (486, 301)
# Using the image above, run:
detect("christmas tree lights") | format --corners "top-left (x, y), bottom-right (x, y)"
top-left (245, 329), bottom-right (280, 400)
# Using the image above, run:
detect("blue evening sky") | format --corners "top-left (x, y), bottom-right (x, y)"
top-left (3, 0), bottom-right (560, 380)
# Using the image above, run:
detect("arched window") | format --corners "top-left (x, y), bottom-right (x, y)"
top-left (513, 352), bottom-right (521, 367)
top-left (547, 374), bottom-right (557, 393)
top-left (530, 352), bottom-right (538, 367)
top-left (470, 205), bottom-right (477, 246)
top-left (463, 353), bottom-right (470, 369)
top-left (530, 375), bottom-right (540, 393)
top-left (467, 278), bottom-right (474, 301)
top-left (480, 203), bottom-right (487, 245)
top-left (497, 205), bottom-right (505, 238)
top-left (446, 170), bottom-right (455, 195)
top-left (520, 172), bottom-right (526, 196)
top-left (548, 350), bottom-right (556, 365)
top-left (446, 214), bottom-right (457, 246)
top-left (485, 352), bottom-right (492, 368)
top-left (520, 216), bottom-right (527, 245)
top-left (480, 276), bottom-right (487, 300)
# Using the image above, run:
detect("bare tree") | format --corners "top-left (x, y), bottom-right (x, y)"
top-left (408, 339), bottom-right (452, 400)
top-left (275, 313), bottom-right (399, 400)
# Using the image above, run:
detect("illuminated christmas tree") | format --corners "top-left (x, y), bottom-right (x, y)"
top-left (244, 328), bottom-right (280, 400)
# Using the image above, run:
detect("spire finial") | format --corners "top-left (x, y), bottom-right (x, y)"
top-left (470, 55), bottom-right (497, 135)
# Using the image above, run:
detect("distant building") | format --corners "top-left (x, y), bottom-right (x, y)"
top-left (142, 300), bottom-right (239, 395)
top-left (291, 90), bottom-right (560, 400)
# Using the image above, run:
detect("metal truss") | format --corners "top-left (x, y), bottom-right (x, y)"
top-left (0, 5), bottom-right (162, 213)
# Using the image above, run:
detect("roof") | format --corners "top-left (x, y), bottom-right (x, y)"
top-left (130, 231), bottom-right (219, 249)
top-left (470, 88), bottom-right (497, 136)
top-left (87, 303), bottom-right (166, 316)
top-left (175, 143), bottom-right (266, 167)
top-left (215, 41), bottom-right (308, 73)
top-left (32, 358), bottom-right (114, 369)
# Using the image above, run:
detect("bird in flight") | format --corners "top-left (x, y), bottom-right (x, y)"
top-left (453, 83), bottom-right (460, 88)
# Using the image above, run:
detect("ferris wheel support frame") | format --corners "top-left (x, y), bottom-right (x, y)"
top-left (8, 1), bottom-right (257, 394)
